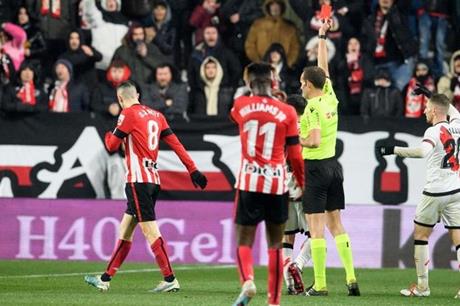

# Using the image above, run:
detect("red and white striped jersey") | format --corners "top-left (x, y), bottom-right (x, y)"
top-left (231, 95), bottom-right (302, 195)
top-left (114, 104), bottom-right (169, 184)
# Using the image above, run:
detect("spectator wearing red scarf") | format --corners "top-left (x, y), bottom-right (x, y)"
top-left (2, 61), bottom-right (47, 112)
top-left (90, 59), bottom-right (131, 117)
top-left (405, 61), bottom-right (435, 118)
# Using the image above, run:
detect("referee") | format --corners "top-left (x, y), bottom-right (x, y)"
top-left (299, 20), bottom-right (360, 297)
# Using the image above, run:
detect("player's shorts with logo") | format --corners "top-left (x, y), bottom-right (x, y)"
top-left (303, 157), bottom-right (345, 214)
top-left (235, 190), bottom-right (289, 226)
top-left (285, 200), bottom-right (309, 234)
top-left (125, 183), bottom-right (160, 222)
top-left (415, 191), bottom-right (460, 228)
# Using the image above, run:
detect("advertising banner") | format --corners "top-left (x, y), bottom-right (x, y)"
top-left (1, 199), bottom-right (456, 269)
top-left (0, 113), bottom-right (430, 205)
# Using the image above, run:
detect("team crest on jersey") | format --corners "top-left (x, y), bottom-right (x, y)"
top-left (117, 114), bottom-right (125, 126)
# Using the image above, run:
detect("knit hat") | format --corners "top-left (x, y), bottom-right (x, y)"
top-left (55, 59), bottom-right (73, 77)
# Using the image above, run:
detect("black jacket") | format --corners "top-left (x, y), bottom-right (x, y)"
top-left (90, 80), bottom-right (118, 114)
top-left (2, 83), bottom-right (47, 112)
top-left (47, 80), bottom-right (90, 112)
top-left (191, 87), bottom-right (234, 116)
top-left (141, 82), bottom-right (189, 118)
top-left (361, 5), bottom-right (417, 62)
top-left (360, 86), bottom-right (403, 117)
top-left (21, 22), bottom-right (47, 60)
top-left (188, 42), bottom-right (241, 91)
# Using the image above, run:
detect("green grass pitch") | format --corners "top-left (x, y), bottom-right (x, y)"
top-left (0, 260), bottom-right (458, 305)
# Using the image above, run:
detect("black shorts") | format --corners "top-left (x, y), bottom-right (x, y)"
top-left (125, 183), bottom-right (160, 222)
top-left (303, 158), bottom-right (345, 214)
top-left (235, 190), bottom-right (289, 226)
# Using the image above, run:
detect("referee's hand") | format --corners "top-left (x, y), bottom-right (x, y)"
top-left (377, 146), bottom-right (395, 156)
top-left (190, 170), bottom-right (208, 189)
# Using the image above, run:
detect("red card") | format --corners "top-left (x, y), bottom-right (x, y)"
top-left (319, 4), bottom-right (332, 20)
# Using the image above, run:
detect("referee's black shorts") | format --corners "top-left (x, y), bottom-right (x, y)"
top-left (125, 183), bottom-right (160, 222)
top-left (303, 157), bottom-right (345, 214)
top-left (235, 190), bottom-right (289, 226)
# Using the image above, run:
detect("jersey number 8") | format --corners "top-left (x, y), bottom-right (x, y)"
top-left (148, 120), bottom-right (159, 151)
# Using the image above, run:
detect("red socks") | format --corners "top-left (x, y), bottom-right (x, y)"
top-left (237, 246), bottom-right (254, 283)
top-left (105, 239), bottom-right (132, 276)
top-left (268, 248), bottom-right (282, 305)
top-left (151, 237), bottom-right (174, 279)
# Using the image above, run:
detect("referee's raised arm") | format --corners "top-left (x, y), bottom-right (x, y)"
top-left (317, 20), bottom-right (332, 78)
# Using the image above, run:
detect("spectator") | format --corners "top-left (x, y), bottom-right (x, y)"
top-left (189, 0), bottom-right (221, 46)
top-left (48, 59), bottom-right (89, 112)
top-left (2, 61), bottom-right (47, 112)
top-left (360, 69), bottom-right (403, 118)
top-left (35, 0), bottom-right (79, 62)
top-left (417, 0), bottom-right (454, 78)
top-left (112, 23), bottom-right (170, 84)
top-left (336, 37), bottom-right (374, 115)
top-left (361, 0), bottom-right (417, 91)
top-left (80, 0), bottom-right (129, 73)
top-left (438, 51), bottom-right (460, 110)
top-left (0, 50), bottom-right (15, 86)
top-left (90, 59), bottom-right (131, 117)
top-left (296, 36), bottom-right (336, 75)
top-left (168, 0), bottom-right (199, 70)
top-left (16, 6), bottom-right (47, 62)
top-left (262, 43), bottom-right (295, 94)
top-left (245, 0), bottom-right (300, 68)
top-left (143, 0), bottom-right (176, 62)
top-left (142, 63), bottom-right (188, 120)
top-left (59, 29), bottom-right (103, 87)
top-left (0, 22), bottom-right (27, 71)
top-left (220, 0), bottom-right (263, 63)
top-left (191, 56), bottom-right (234, 116)
top-left (405, 61), bottom-right (435, 118)
top-left (188, 25), bottom-right (241, 95)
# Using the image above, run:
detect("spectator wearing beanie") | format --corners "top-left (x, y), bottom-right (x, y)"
top-left (48, 59), bottom-right (89, 112)
top-left (360, 69), bottom-right (403, 118)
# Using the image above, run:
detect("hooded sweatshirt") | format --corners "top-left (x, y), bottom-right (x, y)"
top-left (437, 50), bottom-right (460, 105)
top-left (199, 56), bottom-right (224, 115)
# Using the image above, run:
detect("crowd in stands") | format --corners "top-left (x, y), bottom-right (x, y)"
top-left (0, 0), bottom-right (459, 120)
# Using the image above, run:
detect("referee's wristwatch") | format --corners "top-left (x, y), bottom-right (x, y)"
top-left (318, 34), bottom-right (327, 40)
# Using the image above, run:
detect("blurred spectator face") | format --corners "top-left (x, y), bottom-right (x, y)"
top-left (144, 27), bottom-right (156, 43)
top-left (156, 66), bottom-right (172, 87)
top-left (455, 59), bottom-right (460, 75)
top-left (319, 0), bottom-right (331, 5)
top-left (105, 0), bottom-right (118, 12)
top-left (132, 27), bottom-right (145, 43)
top-left (17, 7), bottom-right (29, 25)
top-left (20, 67), bottom-right (34, 83)
top-left (379, 0), bottom-right (394, 10)
top-left (110, 67), bottom-right (125, 83)
top-left (415, 64), bottom-right (429, 78)
top-left (69, 32), bottom-right (80, 51)
top-left (203, 27), bottom-right (218, 47)
top-left (269, 2), bottom-right (282, 17)
top-left (204, 61), bottom-right (217, 80)
top-left (270, 51), bottom-right (282, 64)
top-left (55, 64), bottom-right (70, 81)
top-left (153, 5), bottom-right (167, 22)
top-left (347, 38), bottom-right (360, 53)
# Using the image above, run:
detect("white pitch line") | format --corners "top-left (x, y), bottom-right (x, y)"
top-left (0, 264), bottom-right (235, 279)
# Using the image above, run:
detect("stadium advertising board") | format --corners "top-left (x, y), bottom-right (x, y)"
top-left (0, 113), bottom-right (429, 205)
top-left (0, 198), bottom-right (456, 269)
